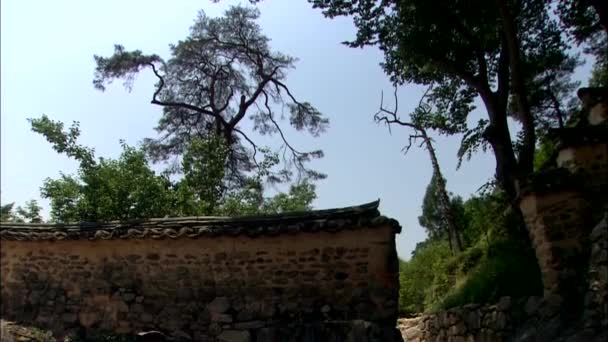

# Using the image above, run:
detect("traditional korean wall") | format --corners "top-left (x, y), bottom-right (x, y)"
top-left (0, 225), bottom-right (400, 341)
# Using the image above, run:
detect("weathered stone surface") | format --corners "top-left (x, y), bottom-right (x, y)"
top-left (59, 312), bottom-right (77, 323)
top-left (217, 330), bottom-right (251, 342)
top-left (211, 312), bottom-right (233, 323)
top-left (0, 201), bottom-right (402, 341)
top-left (207, 297), bottom-right (230, 313)
top-left (233, 320), bottom-right (265, 330)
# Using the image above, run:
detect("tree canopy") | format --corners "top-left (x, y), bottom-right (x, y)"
top-left (93, 6), bottom-right (328, 189)
top-left (309, 0), bottom-right (602, 203)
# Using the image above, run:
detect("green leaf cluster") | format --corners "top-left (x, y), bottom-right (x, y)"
top-left (29, 115), bottom-right (316, 223)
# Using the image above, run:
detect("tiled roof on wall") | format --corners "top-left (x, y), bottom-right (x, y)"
top-left (0, 200), bottom-right (401, 241)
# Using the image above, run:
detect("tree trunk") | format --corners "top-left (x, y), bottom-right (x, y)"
top-left (421, 130), bottom-right (463, 253)
top-left (479, 89), bottom-right (520, 201)
top-left (496, 0), bottom-right (536, 176)
top-left (479, 92), bottom-right (530, 242)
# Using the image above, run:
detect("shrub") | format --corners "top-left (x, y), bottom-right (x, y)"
top-left (434, 239), bottom-right (542, 311)
top-left (398, 240), bottom-right (453, 316)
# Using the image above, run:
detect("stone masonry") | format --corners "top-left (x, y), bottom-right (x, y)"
top-left (0, 201), bottom-right (403, 341)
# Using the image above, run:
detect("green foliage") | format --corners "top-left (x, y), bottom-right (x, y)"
top-left (1, 200), bottom-right (43, 223)
top-left (1, 202), bottom-right (16, 222)
top-left (588, 37), bottom-right (608, 87)
top-left (31, 115), bottom-right (317, 222)
top-left (533, 137), bottom-right (558, 171)
top-left (461, 190), bottom-right (520, 244)
top-left (398, 240), bottom-right (452, 316)
top-left (16, 200), bottom-right (43, 223)
top-left (418, 173), bottom-right (466, 244)
top-left (29, 115), bottom-right (95, 168)
top-left (262, 182), bottom-right (316, 213)
top-left (176, 135), bottom-right (229, 215)
top-left (436, 240), bottom-right (542, 311)
top-left (400, 192), bottom-right (541, 315)
top-left (40, 143), bottom-right (175, 222)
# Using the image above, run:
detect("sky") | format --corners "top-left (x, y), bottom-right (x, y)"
top-left (0, 0), bottom-right (593, 258)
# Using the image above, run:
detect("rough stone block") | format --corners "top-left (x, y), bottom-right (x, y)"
top-left (218, 330), bottom-right (251, 342)
top-left (207, 297), bottom-right (230, 313)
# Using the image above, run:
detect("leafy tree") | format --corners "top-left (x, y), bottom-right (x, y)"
top-left (40, 174), bottom-right (82, 222)
top-left (309, 0), bottom-right (579, 205)
top-left (29, 115), bottom-right (95, 169)
top-left (31, 115), bottom-right (178, 222)
top-left (1, 202), bottom-right (16, 222)
top-left (1, 200), bottom-right (43, 223)
top-left (15, 200), bottom-right (43, 223)
top-left (93, 5), bottom-right (328, 189)
top-left (30, 115), bottom-right (316, 222)
top-left (398, 240), bottom-right (453, 315)
top-left (175, 135), bottom-right (230, 215)
top-left (261, 181), bottom-right (316, 213)
top-left (39, 144), bottom-right (175, 222)
top-left (418, 174), bottom-right (466, 251)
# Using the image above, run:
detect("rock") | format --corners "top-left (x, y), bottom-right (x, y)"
top-left (218, 330), bottom-right (251, 342)
top-left (132, 303), bottom-right (144, 313)
top-left (542, 295), bottom-right (562, 317)
top-left (497, 296), bottom-right (512, 311)
top-left (211, 312), bottom-right (233, 323)
top-left (136, 331), bottom-right (167, 342)
top-left (176, 287), bottom-right (192, 300)
top-left (465, 310), bottom-right (481, 330)
top-left (209, 322), bottom-right (222, 336)
top-left (141, 313), bottom-right (155, 323)
top-left (525, 296), bottom-right (542, 316)
top-left (403, 324), bottom-right (422, 340)
top-left (117, 300), bottom-right (129, 313)
top-left (61, 313), bottom-right (78, 323)
top-left (448, 321), bottom-right (467, 336)
top-left (236, 309), bottom-right (254, 322)
top-left (234, 320), bottom-right (265, 330)
top-left (208, 297), bottom-right (230, 313)
top-left (171, 330), bottom-right (191, 341)
top-left (122, 292), bottom-right (136, 302)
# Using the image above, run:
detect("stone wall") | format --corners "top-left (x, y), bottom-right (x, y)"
top-left (397, 216), bottom-right (608, 341)
top-left (398, 296), bottom-right (543, 342)
top-left (519, 181), bottom-right (592, 306)
top-left (584, 214), bottom-right (608, 332)
top-left (518, 87), bottom-right (607, 313)
top-left (0, 202), bottom-right (402, 341)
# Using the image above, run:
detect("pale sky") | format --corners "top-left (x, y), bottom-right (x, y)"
top-left (0, 0), bottom-right (593, 258)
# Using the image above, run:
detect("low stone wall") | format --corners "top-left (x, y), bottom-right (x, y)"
top-left (397, 295), bottom-right (604, 342)
top-left (398, 216), bottom-right (608, 342)
top-left (0, 202), bottom-right (402, 341)
top-left (398, 296), bottom-right (534, 342)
